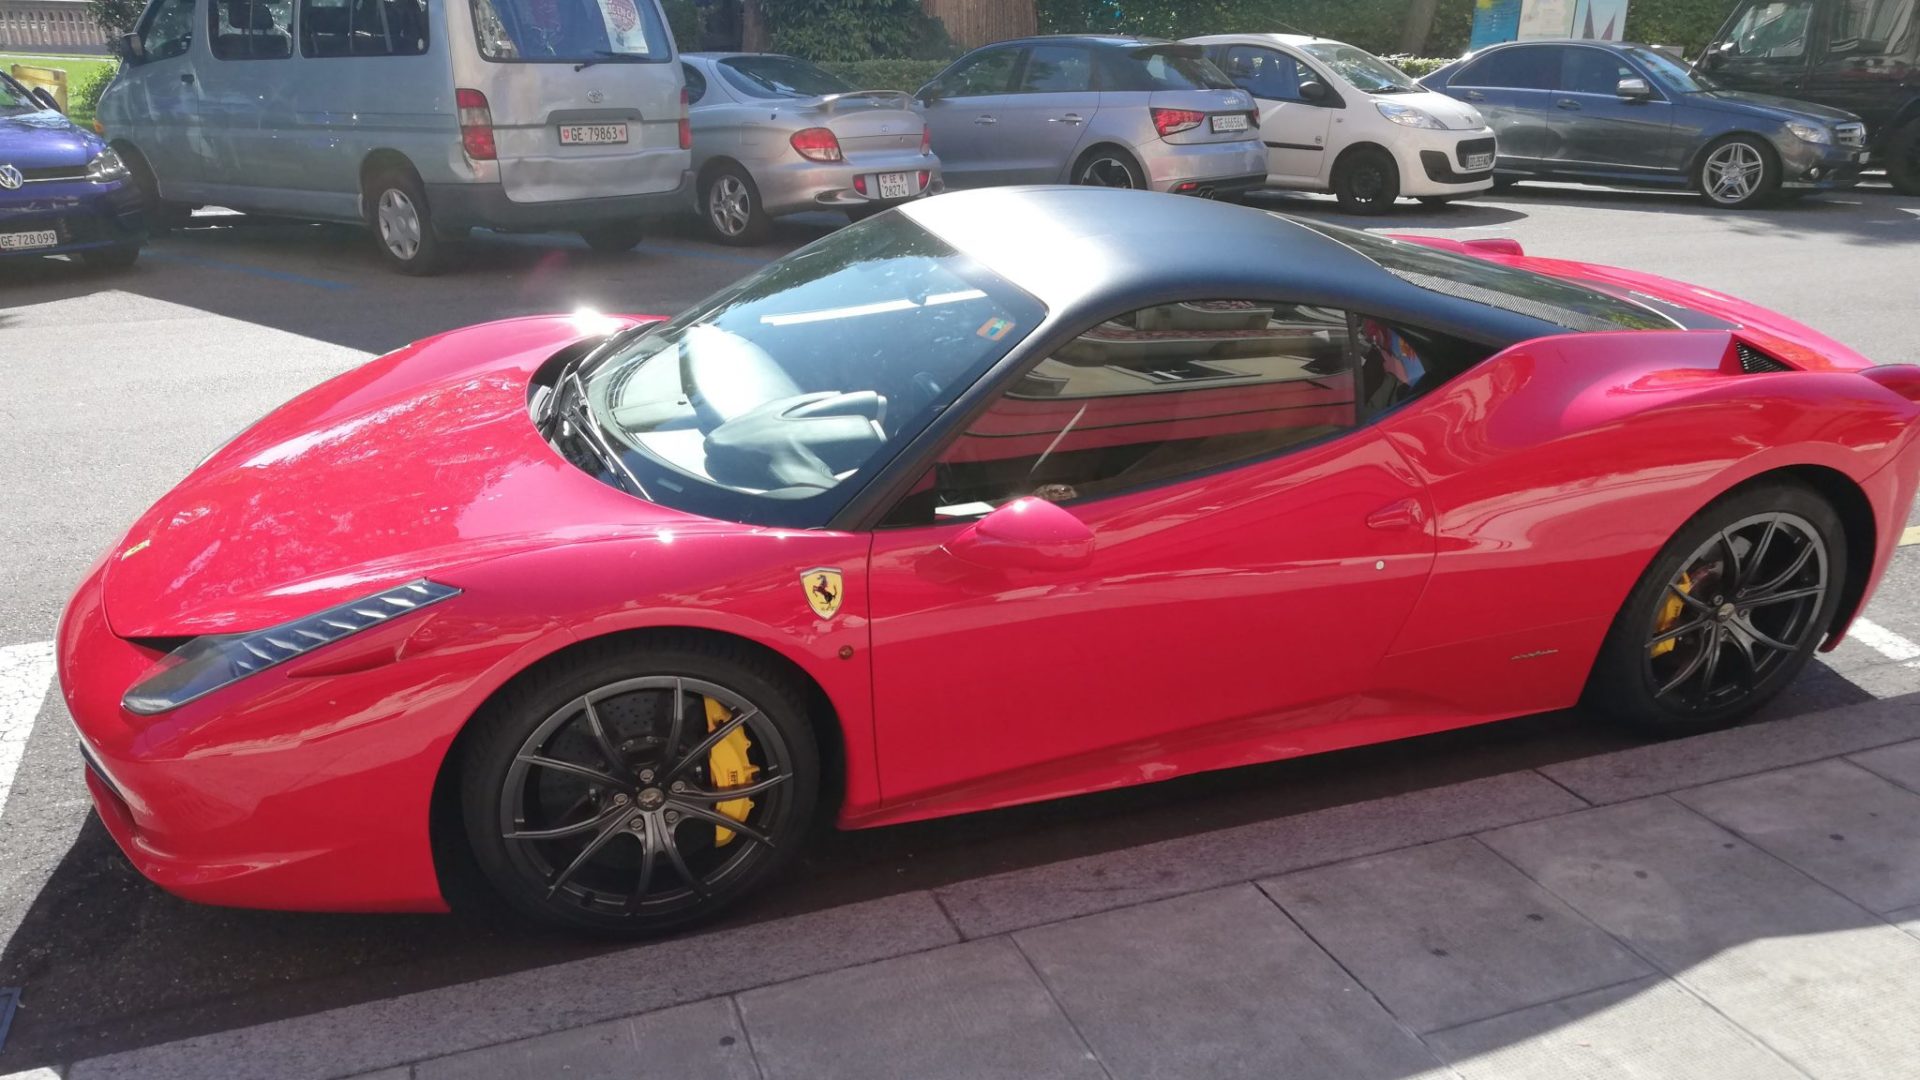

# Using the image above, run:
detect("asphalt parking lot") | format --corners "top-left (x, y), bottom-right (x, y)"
top-left (3, 181), bottom-right (1919, 1072)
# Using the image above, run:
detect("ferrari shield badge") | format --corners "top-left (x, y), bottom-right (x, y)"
top-left (802, 567), bottom-right (844, 619)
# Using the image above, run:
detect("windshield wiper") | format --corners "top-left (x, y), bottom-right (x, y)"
top-left (574, 50), bottom-right (644, 71)
top-left (558, 373), bottom-right (651, 499)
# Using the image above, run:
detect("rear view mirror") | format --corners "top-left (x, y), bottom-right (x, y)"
top-left (945, 497), bottom-right (1094, 572)
top-left (1300, 80), bottom-right (1330, 104)
top-left (116, 32), bottom-right (146, 63)
top-left (1616, 77), bottom-right (1652, 99)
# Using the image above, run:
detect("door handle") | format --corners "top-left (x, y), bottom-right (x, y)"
top-left (973, 115), bottom-right (997, 125)
top-left (1366, 497), bottom-right (1427, 532)
top-left (180, 72), bottom-right (195, 85)
top-left (1047, 113), bottom-right (1084, 125)
top-left (1555, 98), bottom-right (1581, 110)
top-left (1463, 90), bottom-right (1485, 102)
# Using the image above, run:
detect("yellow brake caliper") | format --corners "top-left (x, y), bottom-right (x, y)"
top-left (703, 695), bottom-right (758, 847)
top-left (1652, 575), bottom-right (1695, 658)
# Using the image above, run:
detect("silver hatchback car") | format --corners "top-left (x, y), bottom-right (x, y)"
top-left (915, 35), bottom-right (1266, 198)
top-left (682, 53), bottom-right (943, 243)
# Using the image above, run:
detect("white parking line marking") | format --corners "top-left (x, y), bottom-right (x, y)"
top-left (1847, 617), bottom-right (1920, 664)
top-left (0, 641), bottom-right (56, 820)
top-left (1901, 524), bottom-right (1920, 547)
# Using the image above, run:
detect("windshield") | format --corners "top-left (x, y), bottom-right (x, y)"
top-left (1297, 220), bottom-right (1679, 332)
top-left (719, 54), bottom-right (853, 98)
top-left (470, 0), bottom-right (667, 62)
top-left (1299, 41), bottom-right (1421, 93)
top-left (0, 74), bottom-right (42, 116)
top-left (550, 216), bottom-right (1045, 526)
top-left (1624, 45), bottom-right (1719, 92)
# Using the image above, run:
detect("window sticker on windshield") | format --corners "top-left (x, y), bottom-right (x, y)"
top-left (977, 317), bottom-right (1015, 341)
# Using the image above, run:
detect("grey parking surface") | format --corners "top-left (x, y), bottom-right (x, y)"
top-left (2, 181), bottom-right (1919, 1072)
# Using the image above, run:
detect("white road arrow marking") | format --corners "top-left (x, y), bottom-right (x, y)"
top-left (0, 641), bottom-right (56, 820)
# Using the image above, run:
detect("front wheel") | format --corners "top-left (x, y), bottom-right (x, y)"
top-left (461, 638), bottom-right (819, 936)
top-left (1886, 119), bottom-right (1920, 196)
top-left (365, 170), bottom-right (447, 275)
top-left (1332, 147), bottom-right (1400, 215)
top-left (1696, 135), bottom-right (1780, 208)
top-left (1584, 482), bottom-right (1844, 736)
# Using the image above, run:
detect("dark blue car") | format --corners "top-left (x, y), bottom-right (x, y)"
top-left (1421, 39), bottom-right (1869, 208)
top-left (1, 71), bottom-right (146, 269)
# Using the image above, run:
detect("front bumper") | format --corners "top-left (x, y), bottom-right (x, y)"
top-left (1147, 138), bottom-right (1269, 193)
top-left (1776, 136), bottom-right (1870, 190)
top-left (0, 178), bottom-right (147, 259)
top-left (425, 171), bottom-right (695, 234)
top-left (749, 149), bottom-right (945, 216)
top-left (1395, 128), bottom-right (1497, 196)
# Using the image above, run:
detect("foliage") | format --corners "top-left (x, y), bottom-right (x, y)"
top-left (74, 59), bottom-right (119, 121)
top-left (88, 0), bottom-right (144, 39)
top-left (817, 57), bottom-right (952, 91)
top-left (1035, 0), bottom-right (1476, 57)
top-left (1624, 0), bottom-right (1738, 54)
top-left (662, 0), bottom-right (703, 50)
top-left (759, 0), bottom-right (956, 62)
top-left (1380, 54), bottom-right (1451, 78)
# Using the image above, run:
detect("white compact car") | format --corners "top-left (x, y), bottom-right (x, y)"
top-left (1186, 33), bottom-right (1497, 213)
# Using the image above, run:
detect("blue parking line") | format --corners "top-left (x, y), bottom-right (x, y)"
top-left (145, 251), bottom-right (359, 292)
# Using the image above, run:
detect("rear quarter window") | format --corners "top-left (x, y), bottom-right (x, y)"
top-left (1098, 47), bottom-right (1236, 91)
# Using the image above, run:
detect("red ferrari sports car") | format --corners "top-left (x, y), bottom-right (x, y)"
top-left (59, 187), bottom-right (1920, 935)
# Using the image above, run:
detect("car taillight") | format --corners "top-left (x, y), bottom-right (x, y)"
top-left (456, 88), bottom-right (496, 161)
top-left (918, 169), bottom-right (930, 189)
top-left (790, 127), bottom-right (843, 162)
top-left (679, 87), bottom-right (691, 150)
top-left (1151, 108), bottom-right (1205, 138)
top-left (920, 125), bottom-right (931, 154)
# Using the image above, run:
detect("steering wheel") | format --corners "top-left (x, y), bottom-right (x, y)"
top-left (679, 324), bottom-right (802, 431)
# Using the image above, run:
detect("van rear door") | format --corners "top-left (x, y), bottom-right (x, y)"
top-left (459, 0), bottom-right (685, 202)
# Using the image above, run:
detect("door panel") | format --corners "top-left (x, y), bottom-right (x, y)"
top-left (1702, 0), bottom-right (1817, 96)
top-left (1800, 0), bottom-right (1915, 133)
top-left (1213, 45), bottom-right (1331, 181)
top-left (918, 46), bottom-right (1022, 188)
top-left (1449, 45), bottom-right (1565, 167)
top-left (123, 0), bottom-right (208, 190)
top-left (996, 44), bottom-right (1099, 184)
top-left (1550, 48), bottom-right (1683, 174)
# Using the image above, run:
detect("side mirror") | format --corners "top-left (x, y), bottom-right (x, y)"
top-left (916, 82), bottom-right (943, 104)
top-left (30, 87), bottom-right (60, 113)
top-left (1299, 80), bottom-right (1330, 104)
top-left (116, 32), bottom-right (146, 62)
top-left (945, 497), bottom-right (1095, 572)
top-left (1616, 76), bottom-right (1652, 99)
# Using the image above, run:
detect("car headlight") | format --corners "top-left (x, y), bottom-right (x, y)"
top-left (1376, 101), bottom-right (1445, 129)
top-left (1785, 122), bottom-right (1830, 144)
top-left (121, 579), bottom-right (460, 715)
top-left (85, 147), bottom-right (130, 183)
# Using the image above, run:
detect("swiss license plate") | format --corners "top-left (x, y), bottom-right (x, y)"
top-left (1210, 113), bottom-right (1250, 133)
top-left (876, 171), bottom-right (913, 200)
top-left (1465, 152), bottom-right (1494, 171)
top-left (558, 123), bottom-right (628, 146)
top-left (0, 229), bottom-right (58, 252)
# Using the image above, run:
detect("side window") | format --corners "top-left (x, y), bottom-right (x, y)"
top-left (1221, 45), bottom-right (1304, 101)
top-left (900, 301), bottom-right (1358, 521)
top-left (1354, 317), bottom-right (1490, 419)
top-left (1018, 44), bottom-right (1092, 93)
top-left (210, 0), bottom-right (294, 59)
top-left (1456, 45), bottom-right (1561, 89)
top-left (300, 0), bottom-right (427, 57)
top-left (139, 0), bottom-right (198, 60)
top-left (683, 62), bottom-right (707, 103)
top-left (1726, 0), bottom-right (1815, 58)
top-left (1560, 48), bottom-right (1638, 95)
top-left (939, 47), bottom-right (1018, 97)
top-left (1825, 0), bottom-right (1914, 58)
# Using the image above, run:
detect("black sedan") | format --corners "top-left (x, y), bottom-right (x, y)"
top-left (1421, 39), bottom-right (1868, 208)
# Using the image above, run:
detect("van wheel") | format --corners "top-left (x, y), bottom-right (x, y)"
top-left (366, 170), bottom-right (446, 275)
top-left (581, 221), bottom-right (646, 252)
top-left (1332, 147), bottom-right (1400, 214)
top-left (703, 165), bottom-right (772, 245)
top-left (118, 145), bottom-right (191, 234)
top-left (1887, 120), bottom-right (1920, 196)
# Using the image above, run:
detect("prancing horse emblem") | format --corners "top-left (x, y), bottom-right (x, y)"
top-left (802, 567), bottom-right (843, 619)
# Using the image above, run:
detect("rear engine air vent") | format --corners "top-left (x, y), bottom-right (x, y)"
top-left (1735, 342), bottom-right (1792, 374)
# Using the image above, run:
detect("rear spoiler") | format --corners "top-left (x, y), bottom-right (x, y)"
top-left (812, 90), bottom-right (914, 114)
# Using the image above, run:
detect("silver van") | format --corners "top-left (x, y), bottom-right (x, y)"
top-left (101, 0), bottom-right (692, 273)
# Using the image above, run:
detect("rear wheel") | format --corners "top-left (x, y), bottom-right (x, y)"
top-left (580, 220), bottom-right (646, 252)
top-left (1071, 148), bottom-right (1146, 189)
top-left (1887, 119), bottom-right (1920, 196)
top-left (702, 164), bottom-right (772, 245)
top-left (365, 169), bottom-right (446, 275)
top-left (461, 639), bottom-right (819, 937)
top-left (1696, 135), bottom-right (1779, 208)
top-left (1585, 482), bottom-right (1844, 736)
top-left (1332, 147), bottom-right (1400, 215)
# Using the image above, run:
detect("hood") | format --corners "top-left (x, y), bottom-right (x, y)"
top-left (102, 314), bottom-right (708, 638)
top-left (1381, 89), bottom-right (1486, 131)
top-left (1686, 88), bottom-right (1860, 125)
top-left (0, 110), bottom-right (101, 169)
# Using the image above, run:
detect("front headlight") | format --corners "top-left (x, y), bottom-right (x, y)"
top-left (1376, 101), bottom-right (1445, 129)
top-left (85, 147), bottom-right (130, 183)
top-left (1785, 122), bottom-right (1831, 144)
top-left (121, 579), bottom-right (460, 715)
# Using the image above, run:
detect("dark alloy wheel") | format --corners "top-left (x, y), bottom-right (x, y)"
top-left (1333, 147), bottom-right (1400, 215)
top-left (1586, 483), bottom-right (1844, 735)
top-left (462, 642), bottom-right (818, 936)
top-left (1072, 149), bottom-right (1146, 189)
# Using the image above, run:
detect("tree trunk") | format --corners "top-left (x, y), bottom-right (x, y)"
top-left (1399, 0), bottom-right (1440, 55)
top-left (920, 0), bottom-right (1036, 50)
top-left (742, 0), bottom-right (768, 52)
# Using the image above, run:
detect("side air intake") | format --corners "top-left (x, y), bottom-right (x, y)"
top-left (1735, 341), bottom-right (1792, 374)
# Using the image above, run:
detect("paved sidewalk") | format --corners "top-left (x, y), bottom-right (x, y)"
top-left (23, 693), bottom-right (1920, 1080)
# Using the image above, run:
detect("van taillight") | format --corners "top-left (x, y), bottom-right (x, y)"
top-left (456, 88), bottom-right (496, 161)
top-left (679, 87), bottom-right (691, 150)
top-left (790, 127), bottom-right (843, 162)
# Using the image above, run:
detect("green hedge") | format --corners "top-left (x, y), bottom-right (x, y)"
top-left (1035, 0), bottom-right (1476, 58)
top-left (817, 58), bottom-right (952, 92)
top-left (1381, 55), bottom-right (1452, 78)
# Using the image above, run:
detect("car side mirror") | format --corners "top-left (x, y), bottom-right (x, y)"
top-left (944, 497), bottom-right (1094, 572)
top-left (1616, 77), bottom-right (1652, 99)
top-left (116, 31), bottom-right (146, 63)
top-left (1299, 80), bottom-right (1330, 104)
top-left (30, 87), bottom-right (60, 112)
top-left (916, 82), bottom-right (944, 104)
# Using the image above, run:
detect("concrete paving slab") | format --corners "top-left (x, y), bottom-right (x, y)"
top-left (735, 938), bottom-right (1103, 1080)
top-left (935, 771), bottom-right (1585, 939)
top-left (1848, 737), bottom-right (1920, 793)
top-left (65, 892), bottom-right (957, 1080)
top-left (1423, 975), bottom-right (1801, 1080)
top-left (1674, 759), bottom-right (1920, 913)
top-left (1539, 694), bottom-right (1920, 804)
top-left (414, 998), bottom-right (756, 1080)
top-left (1014, 885), bottom-right (1446, 1080)
top-left (1484, 796), bottom-right (1920, 1080)
top-left (1260, 838), bottom-right (1651, 1033)
top-left (1890, 905), bottom-right (1920, 940)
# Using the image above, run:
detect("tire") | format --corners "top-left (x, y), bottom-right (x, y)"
top-left (1584, 481), bottom-right (1846, 736)
top-left (701, 164), bottom-right (772, 245)
top-left (1887, 119), bottom-right (1920, 196)
top-left (580, 220), bottom-right (646, 252)
top-left (78, 243), bottom-right (140, 270)
top-left (364, 168), bottom-right (446, 275)
top-left (460, 637), bottom-right (820, 937)
top-left (1332, 146), bottom-right (1400, 215)
top-left (1695, 134), bottom-right (1780, 209)
top-left (1070, 148), bottom-right (1147, 189)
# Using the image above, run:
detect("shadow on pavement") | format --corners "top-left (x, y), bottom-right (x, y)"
top-left (1478, 179), bottom-right (1920, 248)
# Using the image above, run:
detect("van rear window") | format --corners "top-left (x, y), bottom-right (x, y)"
top-left (471, 0), bottom-right (668, 63)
